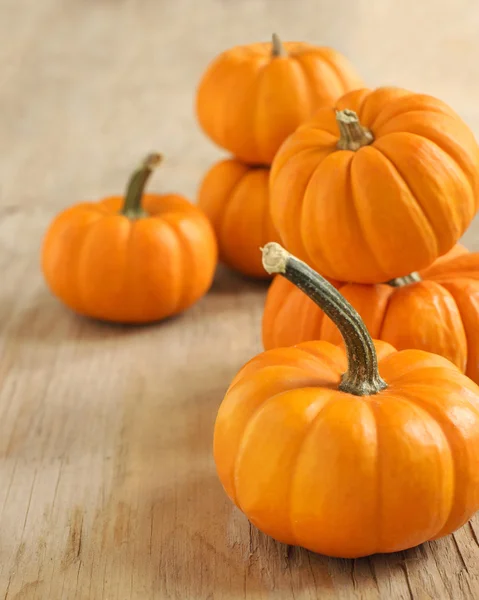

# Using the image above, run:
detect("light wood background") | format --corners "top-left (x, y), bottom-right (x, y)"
top-left (2, 0), bottom-right (479, 598)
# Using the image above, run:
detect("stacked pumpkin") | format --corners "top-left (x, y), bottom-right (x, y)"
top-left (195, 34), bottom-right (364, 277)
top-left (41, 33), bottom-right (479, 561)
top-left (210, 40), bottom-right (479, 558)
top-left (263, 85), bottom-right (479, 381)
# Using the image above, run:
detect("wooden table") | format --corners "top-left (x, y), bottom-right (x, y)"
top-left (2, 0), bottom-right (479, 598)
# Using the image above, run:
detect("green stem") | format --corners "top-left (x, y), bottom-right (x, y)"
top-left (262, 243), bottom-right (387, 396)
top-left (387, 272), bottom-right (422, 287)
top-left (271, 33), bottom-right (286, 57)
top-left (336, 110), bottom-right (374, 151)
top-left (121, 153), bottom-right (162, 218)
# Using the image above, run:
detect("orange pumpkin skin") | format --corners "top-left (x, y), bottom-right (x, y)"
top-left (196, 36), bottom-right (363, 165)
top-left (197, 159), bottom-right (280, 278)
top-left (263, 245), bottom-right (479, 382)
top-left (217, 242), bottom-right (479, 557)
top-left (214, 339), bottom-right (479, 558)
top-left (42, 193), bottom-right (217, 323)
top-left (269, 86), bottom-right (479, 283)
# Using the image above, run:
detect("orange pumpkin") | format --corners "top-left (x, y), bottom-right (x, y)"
top-left (42, 154), bottom-right (217, 323)
top-left (270, 86), bottom-right (479, 283)
top-left (197, 158), bottom-right (280, 278)
top-left (263, 244), bottom-right (479, 382)
top-left (196, 34), bottom-right (363, 165)
top-left (214, 242), bottom-right (479, 558)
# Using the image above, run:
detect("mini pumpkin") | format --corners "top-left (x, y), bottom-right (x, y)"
top-left (263, 244), bottom-right (479, 383)
top-left (270, 86), bottom-right (479, 283)
top-left (214, 243), bottom-right (479, 558)
top-left (197, 158), bottom-right (280, 278)
top-left (42, 154), bottom-right (217, 323)
top-left (196, 34), bottom-right (363, 165)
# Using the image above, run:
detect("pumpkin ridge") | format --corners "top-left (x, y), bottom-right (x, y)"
top-left (291, 55), bottom-right (317, 116)
top-left (276, 144), bottom-right (331, 179)
top-left (364, 400), bottom-right (382, 553)
top-left (439, 280), bottom-right (479, 381)
top-left (392, 388), bottom-right (464, 538)
top-left (375, 285), bottom-right (395, 342)
top-left (232, 384), bottom-right (332, 513)
top-left (372, 143), bottom-right (439, 258)
top-left (346, 89), bottom-right (372, 127)
top-left (162, 217), bottom-right (195, 313)
top-left (377, 132), bottom-right (471, 251)
top-left (288, 394), bottom-right (340, 547)
top-left (353, 88), bottom-right (411, 132)
top-left (58, 209), bottom-right (106, 315)
top-left (273, 285), bottom-right (308, 349)
top-left (371, 393), bottom-right (454, 548)
top-left (232, 361), bottom-right (338, 397)
top-left (228, 347), bottom-right (317, 389)
top-left (253, 60), bottom-right (275, 162)
top-left (294, 148), bottom-right (336, 267)
top-left (122, 219), bottom-right (139, 317)
top-left (262, 278), bottom-right (285, 349)
top-left (425, 133), bottom-right (477, 221)
top-left (373, 98), bottom-right (467, 137)
top-left (77, 215), bottom-right (130, 317)
top-left (313, 48), bottom-right (354, 91)
top-left (369, 92), bottom-right (438, 131)
top-left (300, 154), bottom-right (350, 276)
top-left (152, 216), bottom-right (184, 313)
top-left (380, 281), bottom-right (467, 372)
top-left (382, 116), bottom-right (476, 221)
top-left (223, 60), bottom-right (264, 156)
top-left (259, 170), bottom-right (273, 266)
top-left (435, 282), bottom-right (467, 373)
top-left (420, 252), bottom-right (479, 281)
top-left (424, 269), bottom-right (478, 283)
top-left (335, 88), bottom-right (372, 121)
top-left (395, 375), bottom-right (479, 416)
top-left (216, 169), bottom-right (271, 275)
top-left (348, 152), bottom-right (389, 277)
top-left (292, 342), bottom-right (346, 375)
top-left (92, 199), bottom-right (119, 214)
top-left (215, 170), bottom-right (252, 264)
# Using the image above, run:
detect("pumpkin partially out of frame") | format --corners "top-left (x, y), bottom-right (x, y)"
top-left (263, 244), bottom-right (479, 383)
top-left (196, 34), bottom-right (363, 165)
top-left (215, 243), bottom-right (479, 558)
top-left (197, 158), bottom-right (280, 278)
top-left (270, 86), bottom-right (479, 283)
top-left (42, 154), bottom-right (217, 323)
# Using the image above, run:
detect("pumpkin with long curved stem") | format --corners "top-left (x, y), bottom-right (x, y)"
top-left (214, 242), bottom-right (479, 558)
top-left (269, 86), bottom-right (479, 283)
top-left (42, 154), bottom-right (217, 323)
top-left (197, 158), bottom-right (280, 278)
top-left (263, 244), bottom-right (479, 383)
top-left (196, 34), bottom-right (363, 165)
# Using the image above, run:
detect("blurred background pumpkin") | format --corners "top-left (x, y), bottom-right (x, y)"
top-left (195, 34), bottom-right (363, 165)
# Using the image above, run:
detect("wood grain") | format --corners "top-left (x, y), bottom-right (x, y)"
top-left (2, 0), bottom-right (479, 598)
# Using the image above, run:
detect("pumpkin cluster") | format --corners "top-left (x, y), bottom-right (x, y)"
top-left (196, 34), bottom-right (364, 278)
top-left (41, 33), bottom-right (479, 562)
top-left (204, 37), bottom-right (479, 559)
top-left (264, 84), bottom-right (479, 383)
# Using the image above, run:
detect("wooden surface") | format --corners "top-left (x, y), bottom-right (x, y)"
top-left (3, 0), bottom-right (479, 598)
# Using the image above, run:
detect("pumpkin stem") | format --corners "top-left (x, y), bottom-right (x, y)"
top-left (387, 272), bottom-right (422, 287)
top-left (271, 33), bottom-right (287, 57)
top-left (262, 243), bottom-right (387, 396)
top-left (336, 110), bottom-right (374, 151)
top-left (121, 153), bottom-right (163, 219)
